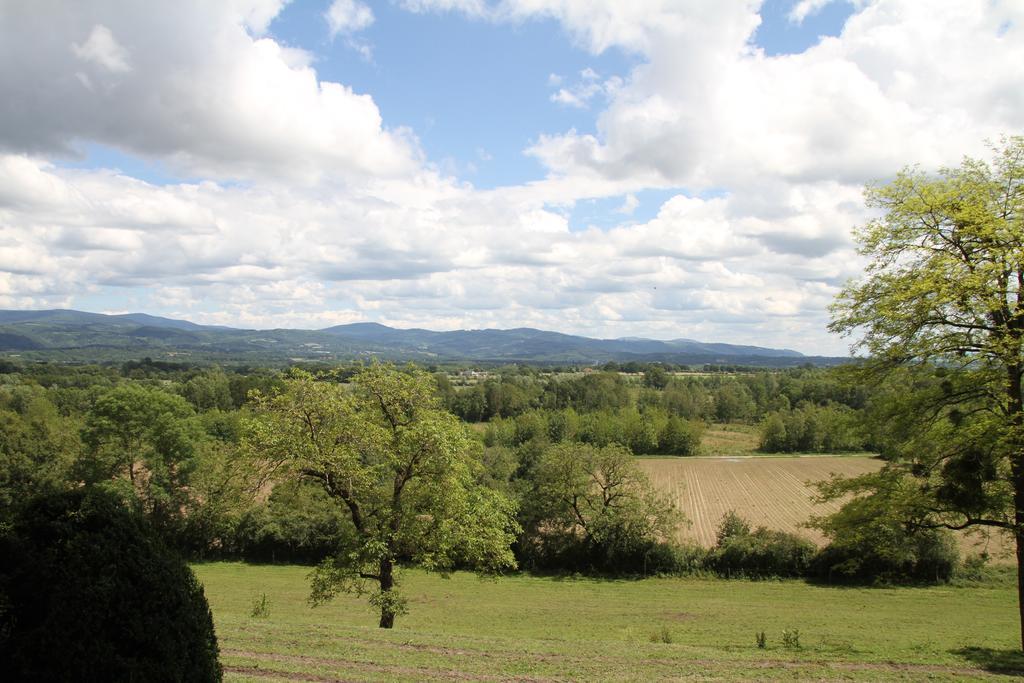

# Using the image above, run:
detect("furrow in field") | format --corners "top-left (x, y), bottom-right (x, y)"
top-left (638, 456), bottom-right (883, 547)
top-left (638, 455), bottom-right (1011, 555)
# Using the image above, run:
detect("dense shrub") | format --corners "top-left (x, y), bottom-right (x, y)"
top-left (708, 528), bottom-right (816, 578)
top-left (0, 488), bottom-right (221, 681)
top-left (707, 512), bottom-right (815, 578)
top-left (519, 535), bottom-right (705, 576)
top-left (811, 527), bottom-right (959, 584)
top-left (234, 480), bottom-right (355, 563)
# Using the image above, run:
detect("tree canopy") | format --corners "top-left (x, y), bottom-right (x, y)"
top-left (243, 364), bottom-right (520, 628)
top-left (828, 136), bottom-right (1024, 646)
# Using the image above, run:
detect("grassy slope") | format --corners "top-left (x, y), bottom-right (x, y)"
top-left (195, 562), bottom-right (1023, 681)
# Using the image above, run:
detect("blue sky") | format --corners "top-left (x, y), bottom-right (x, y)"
top-left (0, 1), bottom-right (1019, 354)
top-left (68, 0), bottom-right (855, 191)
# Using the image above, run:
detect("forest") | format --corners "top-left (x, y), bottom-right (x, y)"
top-left (0, 357), bottom-right (951, 584)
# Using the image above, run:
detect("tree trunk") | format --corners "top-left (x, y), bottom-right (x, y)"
top-left (1017, 527), bottom-right (1024, 651)
top-left (1008, 363), bottom-right (1024, 650)
top-left (378, 557), bottom-right (395, 629)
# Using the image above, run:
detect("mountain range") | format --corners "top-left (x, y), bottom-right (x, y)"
top-left (0, 309), bottom-right (846, 366)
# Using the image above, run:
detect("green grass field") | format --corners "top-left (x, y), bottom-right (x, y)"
top-left (195, 562), bottom-right (1024, 681)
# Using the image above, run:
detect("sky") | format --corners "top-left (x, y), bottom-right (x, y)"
top-left (0, 1), bottom-right (1022, 356)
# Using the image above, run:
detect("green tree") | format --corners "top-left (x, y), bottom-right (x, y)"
top-left (643, 365), bottom-right (670, 389)
top-left (180, 368), bottom-right (234, 412)
top-left (0, 388), bottom-right (79, 518)
top-left (713, 382), bottom-right (755, 422)
top-left (525, 442), bottom-right (681, 571)
top-left (811, 469), bottom-right (960, 583)
top-left (243, 365), bottom-right (519, 628)
top-left (828, 136), bottom-right (1024, 646)
top-left (79, 384), bottom-right (201, 541)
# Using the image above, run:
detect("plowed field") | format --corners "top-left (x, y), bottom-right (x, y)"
top-left (638, 455), bottom-right (1008, 557)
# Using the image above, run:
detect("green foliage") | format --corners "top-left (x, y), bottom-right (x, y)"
top-left (249, 592), bottom-right (270, 619)
top-left (79, 383), bottom-right (213, 545)
top-left (180, 368), bottom-right (234, 411)
top-left (0, 488), bottom-right (221, 681)
top-left (657, 414), bottom-right (704, 456)
top-left (758, 402), bottom-right (864, 453)
top-left (824, 138), bottom-right (1024, 638)
top-left (243, 364), bottom-right (520, 627)
top-left (755, 631), bottom-right (767, 649)
top-left (715, 510), bottom-right (751, 545)
top-left (0, 387), bottom-right (79, 518)
top-left (810, 469), bottom-right (960, 583)
top-left (521, 442), bottom-right (682, 573)
top-left (485, 406), bottom-right (700, 456)
top-left (713, 382), bottom-right (756, 422)
top-left (642, 366), bottom-right (670, 389)
top-left (707, 512), bottom-right (815, 578)
top-left (234, 480), bottom-right (356, 563)
top-left (781, 629), bottom-right (801, 649)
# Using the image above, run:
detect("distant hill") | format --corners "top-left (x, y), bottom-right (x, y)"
top-left (0, 309), bottom-right (847, 366)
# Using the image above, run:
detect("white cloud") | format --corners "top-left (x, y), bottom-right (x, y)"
top-left (616, 193), bottom-right (639, 214)
top-left (0, 154), bottom-right (866, 353)
top-left (325, 0), bottom-right (375, 36)
top-left (788, 0), bottom-right (841, 24)
top-left (0, 1), bottom-right (417, 182)
top-left (523, 0), bottom-right (1024, 195)
top-left (3, 0), bottom-right (1021, 356)
top-left (71, 24), bottom-right (131, 73)
top-left (549, 69), bottom-right (623, 108)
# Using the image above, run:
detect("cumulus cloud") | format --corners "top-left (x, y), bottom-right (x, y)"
top-left (0, 152), bottom-right (867, 353)
top-left (0, 0), bottom-right (417, 182)
top-left (2, 0), bottom-right (1021, 356)
top-left (523, 0), bottom-right (1024, 193)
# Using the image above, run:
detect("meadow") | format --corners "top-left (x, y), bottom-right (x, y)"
top-left (196, 562), bottom-right (1024, 681)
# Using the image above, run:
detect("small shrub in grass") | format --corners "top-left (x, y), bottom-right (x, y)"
top-left (756, 631), bottom-right (767, 649)
top-left (0, 488), bottom-right (221, 681)
top-left (959, 552), bottom-right (989, 580)
top-left (782, 629), bottom-right (801, 649)
top-left (250, 592), bottom-right (270, 619)
top-left (649, 626), bottom-right (673, 644)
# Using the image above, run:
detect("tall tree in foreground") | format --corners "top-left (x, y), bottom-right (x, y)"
top-left (243, 365), bottom-right (519, 628)
top-left (828, 136), bottom-right (1024, 647)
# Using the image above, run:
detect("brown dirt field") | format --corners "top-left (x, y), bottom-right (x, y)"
top-left (638, 455), bottom-right (1010, 558)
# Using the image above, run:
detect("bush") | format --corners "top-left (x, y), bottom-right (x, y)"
top-left (811, 527), bottom-right (959, 584)
top-left (0, 488), bottom-right (221, 681)
top-left (234, 480), bottom-right (354, 564)
top-left (715, 510), bottom-right (751, 545)
top-left (517, 536), bottom-right (705, 577)
top-left (707, 521), bottom-right (815, 578)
